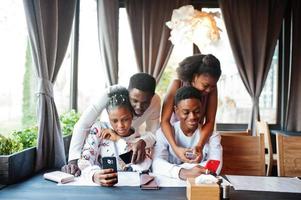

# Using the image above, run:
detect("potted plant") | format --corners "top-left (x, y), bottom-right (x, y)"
top-left (0, 110), bottom-right (80, 185)
top-left (0, 126), bottom-right (37, 185)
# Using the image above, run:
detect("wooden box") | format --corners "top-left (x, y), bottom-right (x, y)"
top-left (186, 178), bottom-right (220, 200)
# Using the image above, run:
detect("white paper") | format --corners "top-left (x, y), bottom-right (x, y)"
top-left (226, 175), bottom-right (301, 193)
top-left (58, 172), bottom-right (140, 186)
top-left (59, 171), bottom-right (187, 187)
top-left (150, 173), bottom-right (187, 187)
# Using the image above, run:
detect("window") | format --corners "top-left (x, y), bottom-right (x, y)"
top-left (156, 43), bottom-right (193, 98)
top-left (54, 41), bottom-right (72, 114)
top-left (77, 0), bottom-right (105, 113)
top-left (202, 8), bottom-right (278, 124)
top-left (118, 8), bottom-right (138, 87)
top-left (0, 1), bottom-right (36, 136)
top-left (158, 7), bottom-right (278, 125)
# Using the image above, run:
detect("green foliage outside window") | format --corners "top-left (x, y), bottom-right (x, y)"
top-left (0, 110), bottom-right (80, 155)
top-left (0, 135), bottom-right (23, 155)
top-left (12, 126), bottom-right (38, 149)
top-left (156, 66), bottom-right (176, 98)
top-left (60, 109), bottom-right (81, 136)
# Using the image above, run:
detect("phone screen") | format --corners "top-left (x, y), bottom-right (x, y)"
top-left (102, 157), bottom-right (117, 172)
top-left (185, 152), bottom-right (197, 160)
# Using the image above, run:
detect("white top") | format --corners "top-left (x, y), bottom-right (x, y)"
top-left (152, 121), bottom-right (223, 179)
top-left (69, 85), bottom-right (161, 161)
top-left (78, 121), bottom-right (152, 182)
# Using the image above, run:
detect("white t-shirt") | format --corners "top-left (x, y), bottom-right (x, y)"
top-left (152, 121), bottom-right (223, 179)
top-left (68, 85), bottom-right (161, 161)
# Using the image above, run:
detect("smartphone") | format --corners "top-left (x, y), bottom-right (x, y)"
top-left (102, 156), bottom-right (117, 173)
top-left (119, 150), bottom-right (133, 164)
top-left (185, 152), bottom-right (197, 160)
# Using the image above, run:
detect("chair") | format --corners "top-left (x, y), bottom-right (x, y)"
top-left (256, 120), bottom-right (277, 176)
top-left (276, 134), bottom-right (301, 177)
top-left (221, 134), bottom-right (265, 176)
top-left (219, 129), bottom-right (251, 136)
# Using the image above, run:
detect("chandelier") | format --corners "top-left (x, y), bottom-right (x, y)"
top-left (166, 5), bottom-right (221, 51)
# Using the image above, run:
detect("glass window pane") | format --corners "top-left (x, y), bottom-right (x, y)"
top-left (54, 42), bottom-right (71, 114)
top-left (156, 43), bottom-right (193, 98)
top-left (118, 8), bottom-right (138, 87)
top-left (78, 0), bottom-right (106, 113)
top-left (202, 8), bottom-right (278, 124)
top-left (259, 43), bottom-right (278, 124)
top-left (0, 1), bottom-right (37, 136)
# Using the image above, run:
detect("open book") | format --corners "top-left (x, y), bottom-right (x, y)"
top-left (44, 171), bottom-right (74, 184)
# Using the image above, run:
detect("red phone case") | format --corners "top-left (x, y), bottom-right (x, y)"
top-left (205, 160), bottom-right (220, 173)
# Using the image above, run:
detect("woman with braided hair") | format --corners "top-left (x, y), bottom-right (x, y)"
top-left (78, 86), bottom-right (152, 187)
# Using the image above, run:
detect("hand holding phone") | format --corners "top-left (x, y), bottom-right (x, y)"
top-left (96, 157), bottom-right (118, 186)
top-left (93, 169), bottom-right (118, 186)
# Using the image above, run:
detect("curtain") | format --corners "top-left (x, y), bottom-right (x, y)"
top-left (97, 0), bottom-right (119, 86)
top-left (23, 0), bottom-right (77, 170)
top-left (285, 0), bottom-right (301, 131)
top-left (219, 0), bottom-right (286, 134)
top-left (125, 0), bottom-right (189, 82)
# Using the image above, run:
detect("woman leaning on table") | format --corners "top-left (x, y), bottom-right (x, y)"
top-left (160, 53), bottom-right (222, 163)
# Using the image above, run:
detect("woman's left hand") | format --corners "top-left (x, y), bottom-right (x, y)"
top-left (98, 128), bottom-right (120, 141)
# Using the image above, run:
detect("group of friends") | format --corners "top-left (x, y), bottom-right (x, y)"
top-left (61, 53), bottom-right (223, 187)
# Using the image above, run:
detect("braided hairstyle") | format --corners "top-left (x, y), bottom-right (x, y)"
top-left (176, 54), bottom-right (221, 83)
top-left (106, 86), bottom-right (134, 115)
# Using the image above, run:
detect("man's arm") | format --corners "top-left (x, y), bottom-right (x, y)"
top-left (68, 87), bottom-right (111, 162)
top-left (140, 94), bottom-right (161, 148)
top-left (130, 94), bottom-right (161, 164)
top-left (152, 130), bottom-right (182, 179)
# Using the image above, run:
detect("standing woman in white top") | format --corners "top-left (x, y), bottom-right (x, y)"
top-left (62, 73), bottom-right (161, 176)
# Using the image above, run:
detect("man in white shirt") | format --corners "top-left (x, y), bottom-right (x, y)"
top-left (62, 73), bottom-right (161, 176)
top-left (152, 86), bottom-right (222, 180)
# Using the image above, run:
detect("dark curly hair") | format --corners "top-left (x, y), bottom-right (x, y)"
top-left (176, 54), bottom-right (221, 83)
top-left (174, 86), bottom-right (203, 106)
top-left (106, 86), bottom-right (134, 115)
top-left (128, 73), bottom-right (156, 95)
